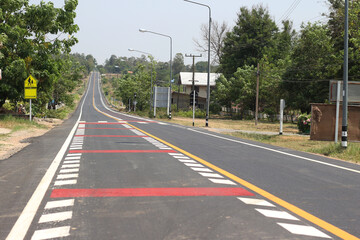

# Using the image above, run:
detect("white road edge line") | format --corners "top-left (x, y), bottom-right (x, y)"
top-left (6, 72), bottom-right (92, 240)
top-left (187, 128), bottom-right (360, 174)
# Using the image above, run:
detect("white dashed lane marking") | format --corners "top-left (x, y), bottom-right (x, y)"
top-left (178, 159), bottom-right (196, 163)
top-left (208, 178), bottom-right (237, 185)
top-left (255, 209), bottom-right (299, 221)
top-left (191, 167), bottom-right (214, 172)
top-left (237, 197), bottom-right (275, 207)
top-left (130, 129), bottom-right (146, 136)
top-left (172, 156), bottom-right (191, 159)
top-left (56, 173), bottom-right (79, 179)
top-left (67, 153), bottom-right (81, 157)
top-left (59, 168), bottom-right (79, 173)
top-left (63, 160), bottom-right (80, 164)
top-left (165, 149), bottom-right (332, 238)
top-left (38, 211), bottom-right (73, 223)
top-left (31, 226), bottom-right (70, 240)
top-left (61, 164), bottom-right (80, 168)
top-left (44, 199), bottom-right (74, 209)
top-left (277, 223), bottom-right (331, 238)
top-left (184, 163), bottom-right (204, 167)
top-left (54, 179), bottom-right (77, 186)
top-left (65, 156), bottom-right (81, 160)
top-left (197, 172), bottom-right (224, 178)
top-left (31, 125), bottom-right (84, 240)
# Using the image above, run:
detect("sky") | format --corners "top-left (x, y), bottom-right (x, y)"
top-left (29, 0), bottom-right (330, 65)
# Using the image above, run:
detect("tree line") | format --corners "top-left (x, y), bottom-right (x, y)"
top-left (101, 0), bottom-right (359, 118)
top-left (213, 0), bottom-right (360, 117)
top-left (97, 53), bottom-right (219, 111)
top-left (0, 0), bottom-right (95, 116)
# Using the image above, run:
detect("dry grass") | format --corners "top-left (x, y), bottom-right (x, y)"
top-left (163, 117), bottom-right (360, 164)
top-left (0, 115), bottom-right (46, 131)
top-left (230, 132), bottom-right (360, 163)
top-left (163, 117), bottom-right (299, 134)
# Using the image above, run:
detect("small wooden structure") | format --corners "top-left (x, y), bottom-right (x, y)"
top-left (310, 104), bottom-right (360, 141)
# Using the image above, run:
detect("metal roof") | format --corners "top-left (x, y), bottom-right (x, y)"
top-left (179, 72), bottom-right (221, 86)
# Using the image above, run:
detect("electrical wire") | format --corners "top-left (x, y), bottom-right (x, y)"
top-left (277, 0), bottom-right (302, 24)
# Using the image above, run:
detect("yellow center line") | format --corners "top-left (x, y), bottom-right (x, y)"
top-left (91, 73), bottom-right (359, 240)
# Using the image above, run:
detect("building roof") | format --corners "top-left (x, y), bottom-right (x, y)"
top-left (179, 72), bottom-right (221, 86)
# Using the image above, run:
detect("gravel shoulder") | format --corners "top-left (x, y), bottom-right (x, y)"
top-left (0, 118), bottom-right (63, 161)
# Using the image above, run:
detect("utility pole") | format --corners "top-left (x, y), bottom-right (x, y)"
top-left (255, 63), bottom-right (260, 126)
top-left (342, 0), bottom-right (349, 148)
top-left (185, 54), bottom-right (202, 126)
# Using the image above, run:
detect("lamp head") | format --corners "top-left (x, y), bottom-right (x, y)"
top-left (128, 48), bottom-right (134, 51)
top-left (139, 28), bottom-right (147, 33)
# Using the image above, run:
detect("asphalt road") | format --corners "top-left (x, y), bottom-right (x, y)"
top-left (1, 72), bottom-right (360, 240)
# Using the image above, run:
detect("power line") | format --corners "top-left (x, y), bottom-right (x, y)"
top-left (277, 0), bottom-right (302, 24)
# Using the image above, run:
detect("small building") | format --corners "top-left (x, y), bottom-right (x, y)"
top-left (173, 72), bottom-right (221, 109)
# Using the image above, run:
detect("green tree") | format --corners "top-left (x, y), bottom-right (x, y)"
top-left (219, 5), bottom-right (278, 78)
top-left (117, 64), bottom-right (152, 111)
top-left (195, 61), bottom-right (208, 72)
top-left (0, 0), bottom-right (79, 109)
top-left (327, 0), bottom-right (360, 80)
top-left (282, 23), bottom-right (340, 113)
top-left (213, 66), bottom-right (256, 115)
top-left (173, 53), bottom-right (185, 77)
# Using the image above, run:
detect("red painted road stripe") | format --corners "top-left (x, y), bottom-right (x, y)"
top-left (77, 128), bottom-right (133, 130)
top-left (51, 188), bottom-right (254, 198)
top-left (79, 121), bottom-right (156, 124)
top-left (69, 150), bottom-right (176, 153)
top-left (79, 122), bottom-right (126, 125)
top-left (122, 121), bottom-right (156, 123)
top-left (75, 135), bottom-right (146, 137)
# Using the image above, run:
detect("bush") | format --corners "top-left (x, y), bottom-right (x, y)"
top-left (175, 109), bottom-right (206, 118)
top-left (297, 113), bottom-right (311, 134)
top-left (210, 103), bottom-right (222, 114)
top-left (3, 101), bottom-right (15, 111)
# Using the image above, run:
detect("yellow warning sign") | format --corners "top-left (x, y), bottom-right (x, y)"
top-left (24, 75), bottom-right (37, 99)
top-left (25, 88), bottom-right (37, 99)
top-left (24, 75), bottom-right (37, 88)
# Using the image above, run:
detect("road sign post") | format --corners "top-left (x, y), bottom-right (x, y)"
top-left (279, 99), bottom-right (285, 135)
top-left (24, 75), bottom-right (37, 121)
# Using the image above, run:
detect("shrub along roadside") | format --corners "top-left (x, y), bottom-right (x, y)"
top-left (297, 113), bottom-right (311, 134)
top-left (229, 131), bottom-right (359, 163)
top-left (154, 115), bottom-right (359, 164)
top-left (0, 115), bottom-right (47, 132)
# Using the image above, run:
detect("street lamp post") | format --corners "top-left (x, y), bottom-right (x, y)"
top-left (184, 0), bottom-right (211, 127)
top-left (128, 48), bottom-right (154, 117)
top-left (139, 28), bottom-right (173, 119)
top-left (342, 0), bottom-right (349, 148)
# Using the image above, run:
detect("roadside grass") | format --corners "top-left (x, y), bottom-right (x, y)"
top-left (44, 77), bottom-right (87, 120)
top-left (0, 115), bottom-right (47, 133)
top-left (229, 132), bottom-right (359, 163)
top-left (162, 116), bottom-right (359, 164)
top-left (45, 104), bottom-right (75, 119)
top-left (310, 142), bottom-right (360, 163)
top-left (163, 116), bottom-right (299, 134)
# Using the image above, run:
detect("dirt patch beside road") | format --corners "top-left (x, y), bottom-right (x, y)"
top-left (0, 118), bottom-right (62, 161)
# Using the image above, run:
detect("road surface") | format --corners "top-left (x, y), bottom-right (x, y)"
top-left (1, 72), bottom-right (360, 240)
